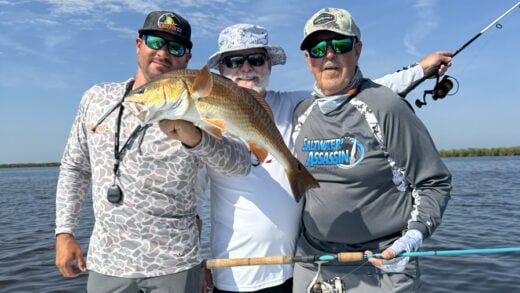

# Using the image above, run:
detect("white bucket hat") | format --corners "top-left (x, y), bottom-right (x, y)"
top-left (207, 24), bottom-right (287, 69)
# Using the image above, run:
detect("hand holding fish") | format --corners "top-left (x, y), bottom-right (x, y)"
top-left (158, 119), bottom-right (202, 147)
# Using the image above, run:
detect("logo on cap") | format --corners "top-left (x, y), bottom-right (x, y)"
top-left (158, 13), bottom-right (183, 33)
top-left (313, 13), bottom-right (335, 26)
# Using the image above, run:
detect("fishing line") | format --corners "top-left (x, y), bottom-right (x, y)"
top-left (400, 1), bottom-right (520, 108)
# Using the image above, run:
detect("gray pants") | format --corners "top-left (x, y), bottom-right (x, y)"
top-left (87, 265), bottom-right (202, 293)
top-left (292, 259), bottom-right (420, 293)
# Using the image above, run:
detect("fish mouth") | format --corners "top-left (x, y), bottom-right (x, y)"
top-left (123, 101), bottom-right (150, 125)
top-left (124, 101), bottom-right (145, 115)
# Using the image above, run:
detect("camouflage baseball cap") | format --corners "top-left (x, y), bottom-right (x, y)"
top-left (300, 7), bottom-right (361, 50)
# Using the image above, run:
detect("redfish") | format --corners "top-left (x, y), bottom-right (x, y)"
top-left (123, 66), bottom-right (319, 201)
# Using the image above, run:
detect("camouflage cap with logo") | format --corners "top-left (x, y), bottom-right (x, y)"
top-left (139, 11), bottom-right (192, 49)
top-left (300, 7), bottom-right (361, 50)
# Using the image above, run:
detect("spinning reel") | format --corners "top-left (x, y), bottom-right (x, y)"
top-left (306, 261), bottom-right (347, 293)
top-left (414, 75), bottom-right (459, 108)
top-left (307, 277), bottom-right (345, 293)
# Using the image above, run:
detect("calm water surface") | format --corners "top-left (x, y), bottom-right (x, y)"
top-left (0, 156), bottom-right (519, 292)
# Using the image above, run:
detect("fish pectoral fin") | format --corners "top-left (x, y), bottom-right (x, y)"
top-left (203, 118), bottom-right (227, 130)
top-left (247, 142), bottom-right (268, 163)
top-left (192, 65), bottom-right (213, 99)
top-left (200, 118), bottom-right (226, 138)
top-left (200, 124), bottom-right (223, 138)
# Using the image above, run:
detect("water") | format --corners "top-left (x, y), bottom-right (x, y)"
top-left (0, 157), bottom-right (519, 292)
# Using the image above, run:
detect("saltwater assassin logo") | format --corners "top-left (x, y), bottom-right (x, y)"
top-left (302, 136), bottom-right (365, 169)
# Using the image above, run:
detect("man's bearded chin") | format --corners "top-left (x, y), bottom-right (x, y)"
top-left (227, 72), bottom-right (270, 94)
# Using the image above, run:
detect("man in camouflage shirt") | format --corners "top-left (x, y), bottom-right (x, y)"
top-left (54, 11), bottom-right (250, 293)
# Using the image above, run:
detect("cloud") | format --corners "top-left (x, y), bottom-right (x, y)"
top-left (23, 0), bottom-right (253, 39)
top-left (105, 20), bottom-right (138, 37)
top-left (0, 36), bottom-right (63, 63)
top-left (46, 0), bottom-right (158, 15)
top-left (403, 35), bottom-right (421, 57)
top-left (44, 0), bottom-right (244, 16)
top-left (0, 0), bottom-right (267, 72)
top-left (403, 0), bottom-right (439, 56)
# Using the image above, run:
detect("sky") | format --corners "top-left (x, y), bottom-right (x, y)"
top-left (0, 0), bottom-right (519, 164)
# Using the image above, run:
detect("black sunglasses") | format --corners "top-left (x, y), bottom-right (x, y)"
top-left (142, 35), bottom-right (189, 57)
top-left (221, 53), bottom-right (269, 69)
top-left (307, 37), bottom-right (355, 58)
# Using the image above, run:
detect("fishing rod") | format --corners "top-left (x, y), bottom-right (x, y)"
top-left (400, 1), bottom-right (520, 108)
top-left (206, 247), bottom-right (520, 293)
top-left (367, 246), bottom-right (520, 258)
top-left (205, 247), bottom-right (520, 269)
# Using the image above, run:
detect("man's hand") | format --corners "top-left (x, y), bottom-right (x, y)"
top-left (159, 119), bottom-right (202, 147)
top-left (55, 233), bottom-right (86, 278)
top-left (367, 229), bottom-right (423, 273)
top-left (419, 51), bottom-right (453, 78)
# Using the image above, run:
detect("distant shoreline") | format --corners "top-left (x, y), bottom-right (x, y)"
top-left (1, 146), bottom-right (519, 168)
top-left (0, 162), bottom-right (60, 168)
top-left (438, 146), bottom-right (520, 157)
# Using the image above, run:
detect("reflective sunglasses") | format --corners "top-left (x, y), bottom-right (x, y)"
top-left (222, 53), bottom-right (269, 69)
top-left (307, 37), bottom-right (355, 58)
top-left (142, 35), bottom-right (188, 57)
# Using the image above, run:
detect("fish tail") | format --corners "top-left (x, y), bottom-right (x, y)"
top-left (287, 161), bottom-right (320, 202)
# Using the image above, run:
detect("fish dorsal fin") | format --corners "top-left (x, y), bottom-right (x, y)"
top-left (192, 66), bottom-right (213, 99)
top-left (243, 88), bottom-right (274, 119)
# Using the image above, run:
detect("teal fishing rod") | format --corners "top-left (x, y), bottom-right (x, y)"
top-left (400, 1), bottom-right (520, 108)
top-left (366, 247), bottom-right (520, 259)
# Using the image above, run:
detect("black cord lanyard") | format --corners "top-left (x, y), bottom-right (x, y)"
top-left (113, 104), bottom-right (144, 178)
top-left (92, 81), bottom-right (148, 203)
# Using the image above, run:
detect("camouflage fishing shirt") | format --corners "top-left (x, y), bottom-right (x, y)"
top-left (55, 78), bottom-right (251, 278)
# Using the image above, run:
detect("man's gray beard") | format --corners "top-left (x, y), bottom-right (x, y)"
top-left (226, 72), bottom-right (270, 94)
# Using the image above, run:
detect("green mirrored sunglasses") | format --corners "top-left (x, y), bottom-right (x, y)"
top-left (307, 37), bottom-right (355, 58)
top-left (143, 35), bottom-right (188, 57)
